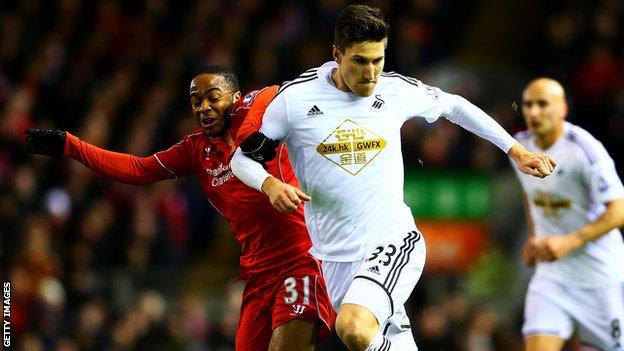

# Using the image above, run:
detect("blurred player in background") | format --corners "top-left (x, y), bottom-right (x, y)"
top-left (513, 78), bottom-right (624, 351)
top-left (25, 66), bottom-right (334, 351)
top-left (231, 5), bottom-right (557, 351)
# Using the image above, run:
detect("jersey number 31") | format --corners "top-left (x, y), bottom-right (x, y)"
top-left (283, 275), bottom-right (310, 305)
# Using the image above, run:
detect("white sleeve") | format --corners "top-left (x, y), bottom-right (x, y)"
top-left (394, 77), bottom-right (516, 152)
top-left (440, 92), bottom-right (517, 153)
top-left (581, 145), bottom-right (624, 204)
top-left (396, 78), bottom-right (446, 123)
top-left (230, 148), bottom-right (271, 192)
top-left (259, 91), bottom-right (289, 141)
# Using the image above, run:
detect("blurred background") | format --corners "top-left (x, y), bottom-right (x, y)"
top-left (1, 0), bottom-right (623, 350)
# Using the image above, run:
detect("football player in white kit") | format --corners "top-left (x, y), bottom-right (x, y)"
top-left (231, 5), bottom-right (557, 351)
top-left (513, 78), bottom-right (624, 351)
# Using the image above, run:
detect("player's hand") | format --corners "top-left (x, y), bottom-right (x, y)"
top-left (508, 143), bottom-right (556, 178)
top-left (522, 237), bottom-right (539, 266)
top-left (261, 176), bottom-right (311, 213)
top-left (25, 128), bottom-right (67, 157)
top-left (534, 234), bottom-right (584, 262)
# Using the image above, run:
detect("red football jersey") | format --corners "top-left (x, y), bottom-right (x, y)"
top-left (64, 85), bottom-right (311, 279)
top-left (154, 86), bottom-right (311, 278)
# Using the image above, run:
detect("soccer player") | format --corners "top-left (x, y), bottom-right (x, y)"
top-left (513, 78), bottom-right (624, 351)
top-left (230, 5), bottom-right (557, 351)
top-left (24, 66), bottom-right (334, 351)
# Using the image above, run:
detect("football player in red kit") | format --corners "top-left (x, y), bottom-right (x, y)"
top-left (25, 66), bottom-right (334, 351)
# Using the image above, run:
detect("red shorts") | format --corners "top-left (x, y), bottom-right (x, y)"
top-left (236, 254), bottom-right (335, 350)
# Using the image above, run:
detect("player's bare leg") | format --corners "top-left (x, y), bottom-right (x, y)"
top-left (269, 319), bottom-right (318, 351)
top-left (525, 334), bottom-right (565, 351)
top-left (335, 303), bottom-right (379, 350)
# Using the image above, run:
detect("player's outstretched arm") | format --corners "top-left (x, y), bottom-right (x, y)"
top-left (435, 93), bottom-right (556, 178)
top-left (25, 128), bottom-right (173, 185)
top-left (508, 143), bottom-right (557, 178)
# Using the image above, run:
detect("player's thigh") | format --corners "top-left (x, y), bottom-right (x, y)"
top-left (236, 286), bottom-right (273, 351)
top-left (271, 257), bottom-right (335, 342)
top-left (343, 229), bottom-right (425, 325)
top-left (575, 282), bottom-right (624, 350)
top-left (522, 279), bottom-right (574, 344)
top-left (269, 318), bottom-right (318, 351)
top-left (321, 260), bottom-right (362, 311)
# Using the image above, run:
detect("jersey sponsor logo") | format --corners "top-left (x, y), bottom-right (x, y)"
top-left (307, 105), bottom-right (324, 117)
top-left (205, 162), bottom-right (230, 177)
top-left (203, 147), bottom-right (211, 160)
top-left (532, 191), bottom-right (572, 218)
top-left (205, 163), bottom-right (234, 187)
top-left (315, 119), bottom-right (387, 175)
top-left (211, 171), bottom-right (235, 187)
top-left (370, 94), bottom-right (386, 112)
top-left (318, 139), bottom-right (384, 154)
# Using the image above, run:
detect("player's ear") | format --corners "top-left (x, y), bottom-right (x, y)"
top-left (233, 91), bottom-right (241, 104)
top-left (332, 45), bottom-right (342, 64)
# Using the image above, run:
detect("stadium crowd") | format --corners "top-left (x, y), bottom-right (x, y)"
top-left (1, 0), bottom-right (623, 350)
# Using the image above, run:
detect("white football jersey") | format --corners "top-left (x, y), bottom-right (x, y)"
top-left (261, 61), bottom-right (516, 261)
top-left (514, 122), bottom-right (624, 288)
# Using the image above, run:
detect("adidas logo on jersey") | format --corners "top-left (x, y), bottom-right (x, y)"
top-left (367, 265), bottom-right (380, 275)
top-left (307, 105), bottom-right (323, 117)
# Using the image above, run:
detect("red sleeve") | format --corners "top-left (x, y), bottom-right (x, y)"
top-left (63, 132), bottom-right (186, 185)
top-left (235, 85), bottom-right (279, 146)
top-left (153, 135), bottom-right (198, 178)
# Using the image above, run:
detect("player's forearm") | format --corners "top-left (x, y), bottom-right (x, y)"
top-left (522, 195), bottom-right (536, 237)
top-left (574, 198), bottom-right (624, 243)
top-left (64, 132), bottom-right (170, 185)
top-left (230, 147), bottom-right (272, 192)
top-left (508, 143), bottom-right (534, 162)
top-left (443, 94), bottom-right (517, 153)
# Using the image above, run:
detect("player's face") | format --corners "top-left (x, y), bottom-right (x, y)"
top-left (521, 84), bottom-right (567, 138)
top-left (333, 39), bottom-right (386, 97)
top-left (189, 73), bottom-right (241, 136)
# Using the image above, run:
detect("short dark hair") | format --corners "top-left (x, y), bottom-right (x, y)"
top-left (195, 65), bottom-right (240, 92)
top-left (333, 5), bottom-right (389, 52)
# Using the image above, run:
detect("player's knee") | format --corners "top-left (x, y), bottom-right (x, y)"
top-left (335, 315), bottom-right (369, 349)
top-left (335, 305), bottom-right (378, 349)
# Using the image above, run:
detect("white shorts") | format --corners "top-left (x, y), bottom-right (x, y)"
top-left (322, 228), bottom-right (425, 348)
top-left (522, 277), bottom-right (624, 350)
